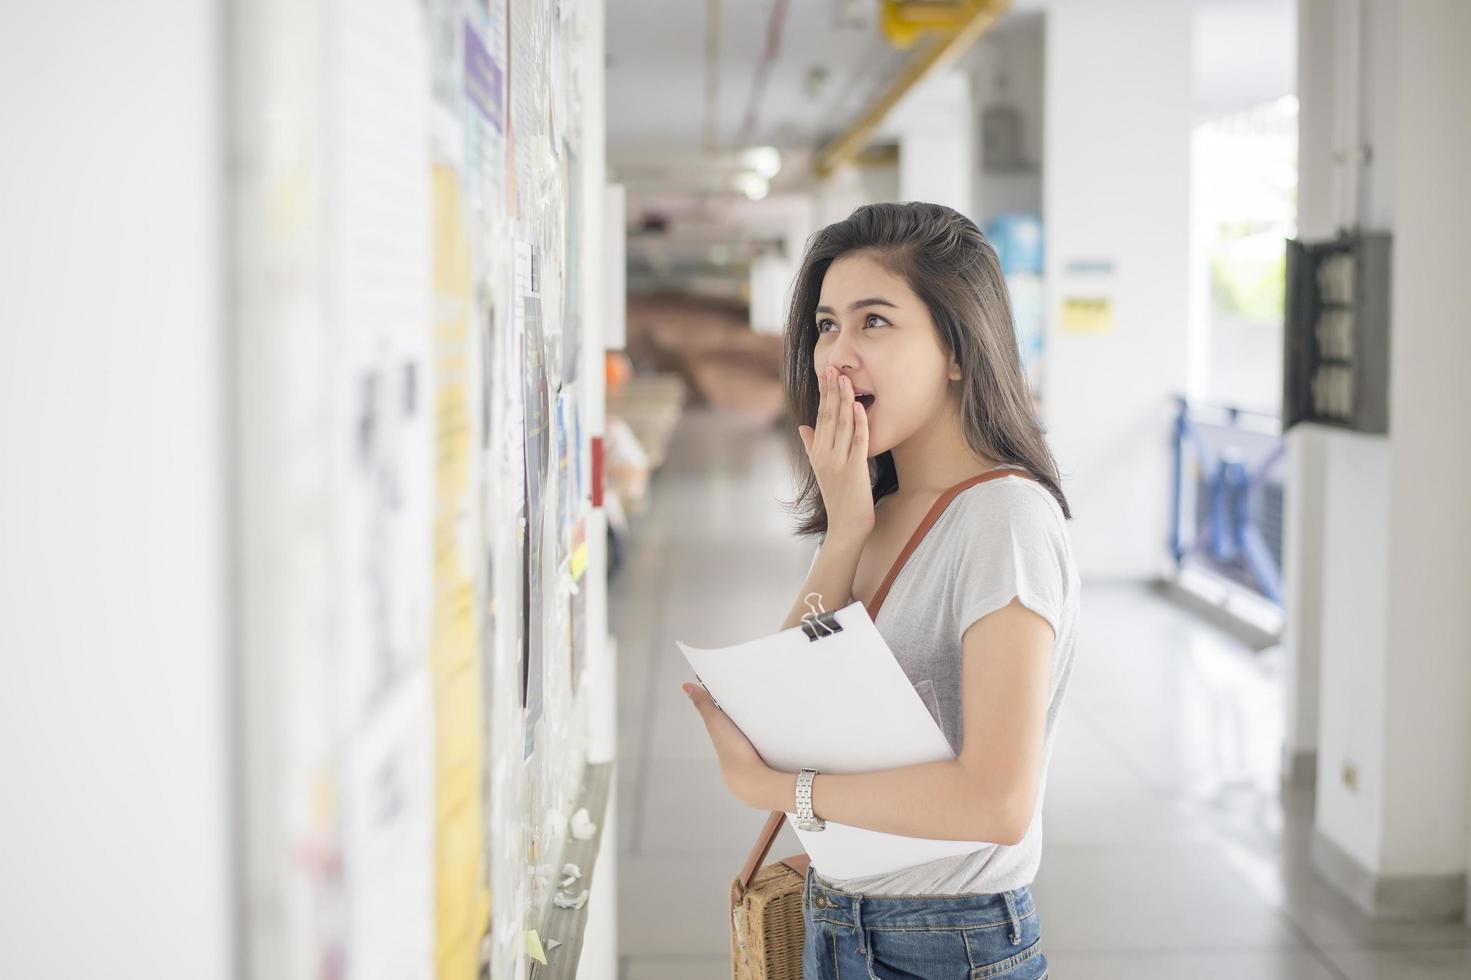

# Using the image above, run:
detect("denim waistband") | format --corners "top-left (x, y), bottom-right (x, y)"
top-left (805, 864), bottom-right (1033, 938)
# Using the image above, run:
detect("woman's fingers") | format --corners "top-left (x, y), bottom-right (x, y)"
top-left (806, 366), bottom-right (874, 538)
top-left (819, 366), bottom-right (836, 455)
top-left (835, 374), bottom-right (854, 461)
top-left (810, 368), bottom-right (823, 455)
top-left (813, 367), bottom-right (869, 465)
top-left (812, 367), bottom-right (871, 465)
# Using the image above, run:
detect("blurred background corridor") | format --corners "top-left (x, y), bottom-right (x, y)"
top-left (3, 1), bottom-right (1471, 979)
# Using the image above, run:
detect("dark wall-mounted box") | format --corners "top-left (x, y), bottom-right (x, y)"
top-left (1282, 231), bottom-right (1392, 435)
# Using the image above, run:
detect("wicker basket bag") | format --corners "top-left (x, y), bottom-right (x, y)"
top-left (729, 810), bottom-right (810, 980)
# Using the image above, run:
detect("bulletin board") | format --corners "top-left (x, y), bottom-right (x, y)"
top-left (229, 0), bottom-right (607, 977)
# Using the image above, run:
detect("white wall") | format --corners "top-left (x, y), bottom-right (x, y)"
top-left (1041, 0), bottom-right (1195, 579)
top-left (0, 4), bottom-right (234, 978)
top-left (749, 250), bottom-right (792, 335)
top-left (893, 71), bottom-right (974, 219)
top-left (1292, 0), bottom-right (1397, 885)
top-left (1379, 0), bottom-right (1471, 902)
top-left (1315, 432), bottom-right (1392, 861)
top-left (814, 162), bottom-right (861, 228)
top-left (1294, 0), bottom-right (1471, 921)
top-left (1279, 0), bottom-right (1337, 785)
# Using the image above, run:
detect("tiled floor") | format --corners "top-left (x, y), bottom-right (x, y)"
top-left (610, 406), bottom-right (1471, 980)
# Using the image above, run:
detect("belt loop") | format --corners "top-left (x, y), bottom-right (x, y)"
top-left (1001, 889), bottom-right (1022, 945)
top-left (852, 893), bottom-right (866, 954)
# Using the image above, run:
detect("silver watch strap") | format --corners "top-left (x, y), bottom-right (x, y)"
top-left (796, 767), bottom-right (818, 821)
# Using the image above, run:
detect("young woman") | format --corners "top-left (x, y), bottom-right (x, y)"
top-left (684, 201), bottom-right (1079, 979)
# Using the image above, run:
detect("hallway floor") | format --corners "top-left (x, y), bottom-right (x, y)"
top-left (610, 406), bottom-right (1471, 980)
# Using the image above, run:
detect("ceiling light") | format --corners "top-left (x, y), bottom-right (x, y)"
top-left (737, 173), bottom-right (769, 200)
top-left (741, 146), bottom-right (782, 180)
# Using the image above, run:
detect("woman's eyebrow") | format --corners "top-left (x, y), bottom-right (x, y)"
top-left (814, 297), bottom-right (899, 316)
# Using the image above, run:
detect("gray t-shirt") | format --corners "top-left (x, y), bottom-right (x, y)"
top-left (807, 473), bottom-right (1081, 896)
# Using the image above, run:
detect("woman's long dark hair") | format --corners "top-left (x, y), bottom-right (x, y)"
top-left (781, 201), bottom-right (1071, 538)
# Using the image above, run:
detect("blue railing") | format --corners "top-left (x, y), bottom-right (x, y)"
top-left (1169, 396), bottom-right (1286, 607)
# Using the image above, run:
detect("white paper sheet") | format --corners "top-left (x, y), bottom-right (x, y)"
top-left (342, 668), bottom-right (434, 980)
top-left (328, 0), bottom-right (434, 733)
top-left (676, 600), bottom-right (993, 879)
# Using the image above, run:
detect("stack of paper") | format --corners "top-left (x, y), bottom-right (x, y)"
top-left (676, 600), bottom-right (994, 878)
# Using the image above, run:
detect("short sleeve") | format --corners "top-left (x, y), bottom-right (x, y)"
top-left (948, 481), bottom-right (1067, 644)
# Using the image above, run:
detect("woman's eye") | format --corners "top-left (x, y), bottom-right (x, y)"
top-left (817, 315), bottom-right (886, 333)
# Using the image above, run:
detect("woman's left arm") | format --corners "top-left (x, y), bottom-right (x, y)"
top-left (684, 595), bottom-right (1053, 846)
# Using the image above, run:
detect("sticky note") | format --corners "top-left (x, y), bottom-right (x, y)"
top-left (525, 929), bottom-right (547, 965)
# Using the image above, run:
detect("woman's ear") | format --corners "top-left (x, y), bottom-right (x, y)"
top-left (948, 356), bottom-right (962, 382)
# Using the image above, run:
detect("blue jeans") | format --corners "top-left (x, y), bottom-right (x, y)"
top-left (801, 864), bottom-right (1048, 979)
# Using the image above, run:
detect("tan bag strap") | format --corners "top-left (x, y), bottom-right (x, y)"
top-left (731, 466), bottom-right (1037, 907)
top-left (730, 810), bottom-right (799, 908)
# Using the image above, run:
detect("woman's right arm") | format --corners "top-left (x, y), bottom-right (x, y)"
top-left (780, 532), bottom-right (866, 632)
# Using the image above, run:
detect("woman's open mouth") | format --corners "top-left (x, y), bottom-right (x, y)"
top-left (855, 393), bottom-right (875, 413)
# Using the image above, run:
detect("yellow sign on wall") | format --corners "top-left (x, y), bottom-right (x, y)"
top-left (1060, 296), bottom-right (1114, 334)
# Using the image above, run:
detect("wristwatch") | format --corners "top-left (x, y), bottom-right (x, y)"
top-left (794, 767), bottom-right (826, 831)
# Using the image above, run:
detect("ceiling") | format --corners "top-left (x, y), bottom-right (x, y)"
top-left (609, 0), bottom-right (886, 200)
top-left (604, 0), bottom-right (1292, 167)
top-left (605, 0), bottom-right (1039, 295)
top-left (605, 0), bottom-right (1037, 195)
top-left (605, 0), bottom-right (1296, 296)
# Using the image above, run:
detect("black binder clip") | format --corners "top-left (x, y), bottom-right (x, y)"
top-left (798, 591), bottom-right (844, 642)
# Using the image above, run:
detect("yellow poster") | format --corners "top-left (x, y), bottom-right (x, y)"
top-left (430, 161), bottom-right (491, 979)
top-left (1060, 296), bottom-right (1114, 334)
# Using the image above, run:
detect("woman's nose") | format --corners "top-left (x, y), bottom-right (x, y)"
top-left (826, 329), bottom-right (859, 371)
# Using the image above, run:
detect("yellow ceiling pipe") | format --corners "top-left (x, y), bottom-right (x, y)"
top-left (813, 0), bottom-right (1011, 179)
top-left (881, 0), bottom-right (999, 48)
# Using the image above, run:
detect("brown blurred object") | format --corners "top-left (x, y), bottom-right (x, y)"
top-left (604, 413), bottom-right (651, 529)
top-left (607, 373), bottom-right (685, 480)
top-left (605, 366), bottom-right (687, 528)
top-left (626, 293), bottom-right (788, 425)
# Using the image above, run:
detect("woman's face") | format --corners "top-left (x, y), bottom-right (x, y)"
top-left (811, 251), bottom-right (956, 456)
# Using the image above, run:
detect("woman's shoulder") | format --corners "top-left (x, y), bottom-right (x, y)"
top-left (946, 474), bottom-right (1078, 598)
top-left (951, 472), bottom-right (1064, 525)
top-left (944, 473), bottom-right (1071, 558)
